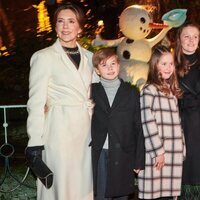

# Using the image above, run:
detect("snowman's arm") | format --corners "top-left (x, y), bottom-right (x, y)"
top-left (92, 35), bottom-right (124, 47)
top-left (148, 27), bottom-right (172, 48)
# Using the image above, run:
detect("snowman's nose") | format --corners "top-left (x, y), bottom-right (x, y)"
top-left (149, 22), bottom-right (169, 29)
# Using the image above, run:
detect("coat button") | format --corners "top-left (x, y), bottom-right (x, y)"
top-left (114, 161), bottom-right (119, 165)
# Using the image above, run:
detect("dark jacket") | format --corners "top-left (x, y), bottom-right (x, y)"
top-left (91, 80), bottom-right (145, 198)
top-left (178, 53), bottom-right (200, 184)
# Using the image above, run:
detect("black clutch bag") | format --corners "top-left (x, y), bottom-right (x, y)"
top-left (25, 146), bottom-right (53, 189)
top-left (30, 156), bottom-right (53, 189)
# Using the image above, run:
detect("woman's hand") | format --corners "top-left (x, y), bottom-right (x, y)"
top-left (154, 153), bottom-right (165, 170)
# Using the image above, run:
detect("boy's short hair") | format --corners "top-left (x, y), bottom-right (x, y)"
top-left (92, 48), bottom-right (119, 68)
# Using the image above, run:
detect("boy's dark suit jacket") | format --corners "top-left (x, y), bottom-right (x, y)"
top-left (91, 80), bottom-right (145, 198)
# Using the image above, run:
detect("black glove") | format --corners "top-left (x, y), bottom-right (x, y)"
top-left (25, 146), bottom-right (44, 166)
top-left (25, 146), bottom-right (53, 189)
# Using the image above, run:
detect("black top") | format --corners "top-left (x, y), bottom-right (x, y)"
top-left (179, 52), bottom-right (200, 185)
top-left (62, 46), bottom-right (80, 69)
top-left (180, 53), bottom-right (200, 95)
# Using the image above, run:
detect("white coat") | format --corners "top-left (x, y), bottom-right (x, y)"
top-left (27, 39), bottom-right (94, 200)
top-left (138, 84), bottom-right (185, 199)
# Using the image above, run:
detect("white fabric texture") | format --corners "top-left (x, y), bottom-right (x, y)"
top-left (27, 39), bottom-right (94, 200)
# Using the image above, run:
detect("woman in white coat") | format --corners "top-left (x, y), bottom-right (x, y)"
top-left (25, 3), bottom-right (94, 200)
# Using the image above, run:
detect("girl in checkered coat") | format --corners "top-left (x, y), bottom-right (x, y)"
top-left (138, 45), bottom-right (185, 199)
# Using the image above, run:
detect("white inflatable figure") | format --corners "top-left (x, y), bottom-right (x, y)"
top-left (93, 6), bottom-right (187, 88)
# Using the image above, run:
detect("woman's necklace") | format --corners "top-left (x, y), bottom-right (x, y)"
top-left (62, 46), bottom-right (81, 69)
top-left (187, 59), bottom-right (198, 71)
top-left (62, 46), bottom-right (80, 55)
top-left (189, 59), bottom-right (198, 67)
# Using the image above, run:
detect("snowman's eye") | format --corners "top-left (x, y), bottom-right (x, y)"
top-left (140, 17), bottom-right (146, 24)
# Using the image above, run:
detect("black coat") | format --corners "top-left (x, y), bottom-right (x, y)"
top-left (91, 80), bottom-right (145, 198)
top-left (179, 53), bottom-right (200, 184)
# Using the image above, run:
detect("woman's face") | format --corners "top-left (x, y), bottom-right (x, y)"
top-left (55, 9), bottom-right (82, 47)
top-left (157, 52), bottom-right (175, 80)
top-left (180, 26), bottom-right (199, 55)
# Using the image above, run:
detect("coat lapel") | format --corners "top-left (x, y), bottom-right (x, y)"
top-left (52, 39), bottom-right (91, 98)
top-left (180, 80), bottom-right (198, 96)
top-left (95, 84), bottom-right (110, 112)
top-left (94, 80), bottom-right (129, 113)
top-left (78, 46), bottom-right (92, 93)
top-left (111, 80), bottom-right (127, 111)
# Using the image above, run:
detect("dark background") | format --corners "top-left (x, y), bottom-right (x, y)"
top-left (0, 0), bottom-right (200, 105)
top-left (0, 1), bottom-right (200, 199)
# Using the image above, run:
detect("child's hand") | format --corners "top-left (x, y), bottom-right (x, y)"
top-left (133, 169), bottom-right (140, 174)
top-left (154, 153), bottom-right (165, 170)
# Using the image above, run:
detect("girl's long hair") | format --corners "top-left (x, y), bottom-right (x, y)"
top-left (147, 45), bottom-right (182, 98)
top-left (174, 22), bottom-right (200, 77)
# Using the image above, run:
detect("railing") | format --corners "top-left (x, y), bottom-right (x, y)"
top-left (0, 105), bottom-right (36, 199)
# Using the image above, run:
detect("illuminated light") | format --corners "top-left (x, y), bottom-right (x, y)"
top-left (132, 5), bottom-right (142, 9)
top-left (143, 5), bottom-right (157, 13)
top-left (0, 46), bottom-right (10, 57)
top-left (36, 0), bottom-right (52, 34)
top-left (86, 9), bottom-right (91, 15)
top-left (25, 28), bottom-right (32, 32)
top-left (97, 20), bottom-right (104, 27)
top-left (0, 3), bottom-right (15, 54)
top-left (95, 20), bottom-right (104, 35)
top-left (129, 4), bottom-right (156, 13)
top-left (0, 46), bottom-right (6, 51)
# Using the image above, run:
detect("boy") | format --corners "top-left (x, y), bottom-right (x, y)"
top-left (91, 48), bottom-right (145, 200)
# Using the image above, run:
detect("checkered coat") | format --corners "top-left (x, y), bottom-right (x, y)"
top-left (138, 84), bottom-right (185, 199)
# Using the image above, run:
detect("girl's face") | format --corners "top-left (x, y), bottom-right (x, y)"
top-left (96, 55), bottom-right (120, 80)
top-left (180, 26), bottom-right (199, 55)
top-left (157, 52), bottom-right (175, 80)
top-left (55, 9), bottom-right (82, 47)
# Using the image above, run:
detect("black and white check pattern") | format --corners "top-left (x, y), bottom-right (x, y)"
top-left (138, 84), bottom-right (185, 199)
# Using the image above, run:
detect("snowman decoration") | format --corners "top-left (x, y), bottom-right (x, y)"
top-left (93, 5), bottom-right (187, 88)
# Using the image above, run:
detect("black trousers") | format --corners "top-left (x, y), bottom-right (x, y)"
top-left (95, 149), bottom-right (129, 200)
